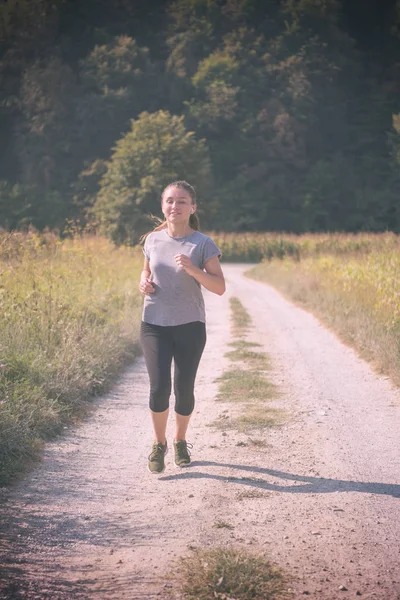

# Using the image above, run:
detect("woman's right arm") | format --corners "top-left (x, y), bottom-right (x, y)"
top-left (139, 258), bottom-right (155, 294)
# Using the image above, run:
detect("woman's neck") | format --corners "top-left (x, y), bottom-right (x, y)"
top-left (166, 222), bottom-right (193, 238)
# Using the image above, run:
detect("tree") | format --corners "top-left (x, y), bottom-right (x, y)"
top-left (16, 57), bottom-right (77, 190)
top-left (0, 180), bottom-right (65, 230)
top-left (75, 35), bottom-right (160, 166)
top-left (185, 25), bottom-right (313, 230)
top-left (166, 0), bottom-right (223, 79)
top-left (1, 0), bottom-right (400, 233)
top-left (92, 110), bottom-right (211, 244)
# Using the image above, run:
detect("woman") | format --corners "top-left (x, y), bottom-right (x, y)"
top-left (139, 180), bottom-right (225, 474)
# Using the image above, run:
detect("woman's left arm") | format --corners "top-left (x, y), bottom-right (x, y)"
top-left (175, 254), bottom-right (226, 296)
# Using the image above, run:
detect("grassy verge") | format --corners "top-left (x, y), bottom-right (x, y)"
top-left (174, 547), bottom-right (289, 600)
top-left (0, 231), bottom-right (143, 484)
top-left (247, 252), bottom-right (400, 387)
top-left (212, 297), bottom-right (282, 433)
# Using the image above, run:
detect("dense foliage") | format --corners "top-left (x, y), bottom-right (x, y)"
top-left (1, 0), bottom-right (400, 238)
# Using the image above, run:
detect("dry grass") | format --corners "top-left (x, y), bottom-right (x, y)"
top-left (230, 296), bottom-right (252, 336)
top-left (247, 250), bottom-right (400, 387)
top-left (214, 404), bottom-right (283, 433)
top-left (214, 520), bottom-right (235, 529)
top-left (216, 369), bottom-right (276, 403)
top-left (236, 489), bottom-right (266, 500)
top-left (247, 438), bottom-right (269, 448)
top-left (228, 340), bottom-right (262, 349)
top-left (175, 547), bottom-right (289, 600)
top-left (0, 231), bottom-right (143, 483)
top-left (234, 407), bottom-right (283, 432)
top-left (225, 347), bottom-right (271, 370)
top-left (213, 297), bottom-right (281, 435)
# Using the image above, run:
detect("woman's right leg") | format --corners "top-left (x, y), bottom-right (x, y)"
top-left (150, 408), bottom-right (169, 445)
top-left (140, 322), bottom-right (173, 445)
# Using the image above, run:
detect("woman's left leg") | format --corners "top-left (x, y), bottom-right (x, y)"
top-left (172, 321), bottom-right (207, 437)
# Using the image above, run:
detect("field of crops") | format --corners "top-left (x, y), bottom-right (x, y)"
top-left (212, 231), bottom-right (400, 262)
top-left (0, 231), bottom-right (142, 483)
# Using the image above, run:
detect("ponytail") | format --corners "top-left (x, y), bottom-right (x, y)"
top-left (139, 216), bottom-right (167, 244)
top-left (189, 212), bottom-right (200, 231)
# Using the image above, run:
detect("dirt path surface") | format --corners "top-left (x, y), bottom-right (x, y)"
top-left (1, 263), bottom-right (400, 600)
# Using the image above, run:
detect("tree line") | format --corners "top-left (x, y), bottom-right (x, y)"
top-left (1, 0), bottom-right (400, 242)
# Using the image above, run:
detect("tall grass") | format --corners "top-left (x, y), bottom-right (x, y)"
top-left (247, 238), bottom-right (400, 386)
top-left (0, 231), bottom-right (143, 483)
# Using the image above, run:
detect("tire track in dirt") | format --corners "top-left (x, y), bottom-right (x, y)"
top-left (1, 263), bottom-right (400, 599)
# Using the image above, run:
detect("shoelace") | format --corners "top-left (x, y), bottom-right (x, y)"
top-left (175, 441), bottom-right (193, 456)
top-left (149, 443), bottom-right (166, 460)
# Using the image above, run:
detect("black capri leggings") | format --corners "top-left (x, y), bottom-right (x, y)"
top-left (140, 321), bottom-right (207, 416)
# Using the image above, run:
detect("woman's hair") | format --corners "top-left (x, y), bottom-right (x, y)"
top-left (140, 180), bottom-right (200, 243)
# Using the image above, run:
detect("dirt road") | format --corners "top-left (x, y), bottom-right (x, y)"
top-left (1, 264), bottom-right (400, 599)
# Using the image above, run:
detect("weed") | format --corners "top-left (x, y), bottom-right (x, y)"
top-left (248, 438), bottom-right (269, 448)
top-left (212, 406), bottom-right (281, 433)
top-left (230, 297), bottom-right (251, 334)
top-left (235, 407), bottom-right (282, 432)
top-left (214, 520), bottom-right (234, 529)
top-left (215, 369), bottom-right (276, 403)
top-left (211, 416), bottom-right (234, 431)
top-left (236, 489), bottom-right (266, 500)
top-left (176, 546), bottom-right (289, 600)
top-left (228, 340), bottom-right (262, 349)
top-left (225, 347), bottom-right (270, 370)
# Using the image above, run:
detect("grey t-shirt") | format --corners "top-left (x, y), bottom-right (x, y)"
top-left (142, 229), bottom-right (221, 326)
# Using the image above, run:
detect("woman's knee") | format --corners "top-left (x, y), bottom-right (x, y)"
top-left (149, 389), bottom-right (170, 413)
top-left (174, 393), bottom-right (194, 417)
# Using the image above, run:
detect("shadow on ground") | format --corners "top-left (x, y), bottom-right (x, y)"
top-left (160, 461), bottom-right (400, 497)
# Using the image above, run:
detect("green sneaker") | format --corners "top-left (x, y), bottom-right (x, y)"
top-left (173, 440), bottom-right (192, 467)
top-left (148, 442), bottom-right (168, 474)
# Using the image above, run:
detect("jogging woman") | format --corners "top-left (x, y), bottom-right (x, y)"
top-left (139, 180), bottom-right (225, 474)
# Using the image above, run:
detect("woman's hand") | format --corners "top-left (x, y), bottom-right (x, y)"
top-left (139, 276), bottom-right (155, 295)
top-left (175, 253), bottom-right (198, 276)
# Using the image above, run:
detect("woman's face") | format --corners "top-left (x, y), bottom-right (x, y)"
top-left (161, 186), bottom-right (196, 224)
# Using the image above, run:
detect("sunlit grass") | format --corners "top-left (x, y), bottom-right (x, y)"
top-left (216, 369), bottom-right (275, 402)
top-left (175, 547), bottom-right (289, 600)
top-left (225, 347), bottom-right (271, 370)
top-left (234, 406), bottom-right (283, 431)
top-left (247, 243), bottom-right (400, 385)
top-left (236, 489), bottom-right (266, 500)
top-left (0, 230), bottom-right (143, 483)
top-left (213, 297), bottom-right (281, 434)
top-left (230, 296), bottom-right (252, 335)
